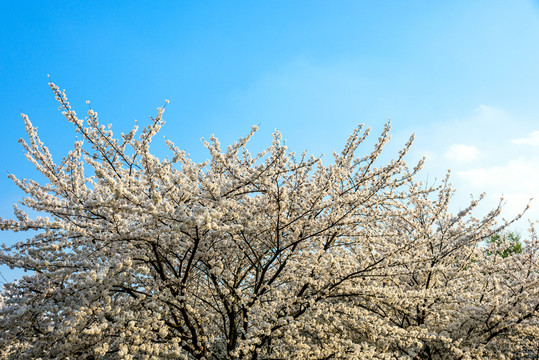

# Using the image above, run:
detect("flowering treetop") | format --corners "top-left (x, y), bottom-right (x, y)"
top-left (0, 83), bottom-right (537, 359)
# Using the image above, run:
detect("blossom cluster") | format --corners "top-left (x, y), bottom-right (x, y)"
top-left (0, 84), bottom-right (537, 359)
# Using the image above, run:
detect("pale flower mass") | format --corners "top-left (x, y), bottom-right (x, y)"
top-left (0, 84), bottom-right (538, 359)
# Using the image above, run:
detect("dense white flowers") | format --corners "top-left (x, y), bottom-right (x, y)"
top-left (0, 83), bottom-right (538, 359)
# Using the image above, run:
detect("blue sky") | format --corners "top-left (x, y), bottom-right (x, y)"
top-left (2, 1), bottom-right (539, 281)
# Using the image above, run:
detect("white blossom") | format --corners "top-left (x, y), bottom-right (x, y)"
top-left (0, 84), bottom-right (537, 359)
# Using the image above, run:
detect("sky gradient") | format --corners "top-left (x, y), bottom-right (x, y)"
top-left (2, 1), bottom-right (539, 282)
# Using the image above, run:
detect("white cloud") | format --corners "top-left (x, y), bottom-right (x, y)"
top-left (407, 105), bottom-right (539, 226)
top-left (443, 144), bottom-right (479, 164)
top-left (456, 158), bottom-right (539, 222)
top-left (512, 130), bottom-right (539, 146)
top-left (458, 158), bottom-right (539, 191)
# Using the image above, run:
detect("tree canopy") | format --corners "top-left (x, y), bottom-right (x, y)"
top-left (0, 83), bottom-right (538, 359)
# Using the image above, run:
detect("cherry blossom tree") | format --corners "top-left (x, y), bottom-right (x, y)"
top-left (0, 83), bottom-right (538, 359)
